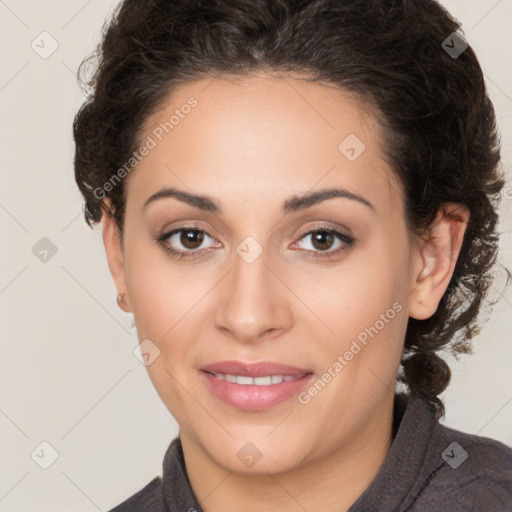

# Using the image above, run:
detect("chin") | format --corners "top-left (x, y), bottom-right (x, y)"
top-left (203, 436), bottom-right (310, 475)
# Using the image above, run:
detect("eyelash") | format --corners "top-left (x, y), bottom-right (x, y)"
top-left (155, 225), bottom-right (356, 261)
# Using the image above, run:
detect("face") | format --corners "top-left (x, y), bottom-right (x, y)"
top-left (103, 73), bottom-right (443, 474)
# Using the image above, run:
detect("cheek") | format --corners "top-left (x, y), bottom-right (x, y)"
top-left (124, 246), bottom-right (207, 369)
top-left (124, 242), bottom-right (179, 340)
top-left (125, 254), bottom-right (198, 415)
top-left (306, 256), bottom-right (403, 329)
top-left (124, 229), bottom-right (183, 311)
top-left (313, 252), bottom-right (408, 373)
top-left (127, 278), bottom-right (167, 339)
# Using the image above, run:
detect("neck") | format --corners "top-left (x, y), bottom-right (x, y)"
top-left (180, 392), bottom-right (395, 512)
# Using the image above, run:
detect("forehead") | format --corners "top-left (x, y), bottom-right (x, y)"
top-left (126, 74), bottom-right (402, 215)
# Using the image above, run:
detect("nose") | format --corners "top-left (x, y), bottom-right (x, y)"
top-left (213, 248), bottom-right (293, 345)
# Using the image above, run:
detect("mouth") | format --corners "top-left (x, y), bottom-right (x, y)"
top-left (199, 359), bottom-right (314, 378)
top-left (199, 366), bottom-right (315, 411)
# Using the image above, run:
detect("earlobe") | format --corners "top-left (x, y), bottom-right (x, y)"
top-left (101, 200), bottom-right (131, 313)
top-left (408, 202), bottom-right (469, 320)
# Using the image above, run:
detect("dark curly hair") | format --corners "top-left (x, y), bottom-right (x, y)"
top-left (73, 0), bottom-right (505, 419)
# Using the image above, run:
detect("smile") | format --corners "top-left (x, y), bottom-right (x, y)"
top-left (208, 372), bottom-right (307, 385)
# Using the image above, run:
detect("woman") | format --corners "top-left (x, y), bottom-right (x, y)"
top-left (73, 0), bottom-right (512, 510)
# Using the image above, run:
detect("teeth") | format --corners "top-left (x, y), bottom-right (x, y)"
top-left (213, 373), bottom-right (303, 385)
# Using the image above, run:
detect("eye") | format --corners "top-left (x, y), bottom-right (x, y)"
top-left (155, 226), bottom-right (217, 259)
top-left (292, 227), bottom-right (355, 259)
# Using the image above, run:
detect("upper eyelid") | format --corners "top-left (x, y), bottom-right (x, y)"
top-left (162, 217), bottom-right (352, 237)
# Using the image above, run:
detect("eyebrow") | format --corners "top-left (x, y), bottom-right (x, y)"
top-left (143, 186), bottom-right (375, 215)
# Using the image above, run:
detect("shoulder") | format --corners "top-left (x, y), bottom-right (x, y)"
top-left (434, 421), bottom-right (512, 478)
top-left (413, 421), bottom-right (512, 511)
top-left (107, 476), bottom-right (163, 512)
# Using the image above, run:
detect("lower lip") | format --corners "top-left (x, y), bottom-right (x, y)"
top-left (200, 371), bottom-right (314, 411)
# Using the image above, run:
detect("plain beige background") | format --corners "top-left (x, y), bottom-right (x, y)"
top-left (0, 0), bottom-right (511, 510)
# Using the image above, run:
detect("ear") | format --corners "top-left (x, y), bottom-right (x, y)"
top-left (102, 199), bottom-right (131, 313)
top-left (408, 202), bottom-right (469, 320)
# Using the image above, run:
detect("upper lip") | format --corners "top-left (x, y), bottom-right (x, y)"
top-left (200, 360), bottom-right (314, 378)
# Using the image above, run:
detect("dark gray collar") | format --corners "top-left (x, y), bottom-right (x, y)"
top-left (348, 393), bottom-right (438, 511)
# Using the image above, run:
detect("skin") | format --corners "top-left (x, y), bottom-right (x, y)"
top-left (102, 73), bottom-right (469, 512)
